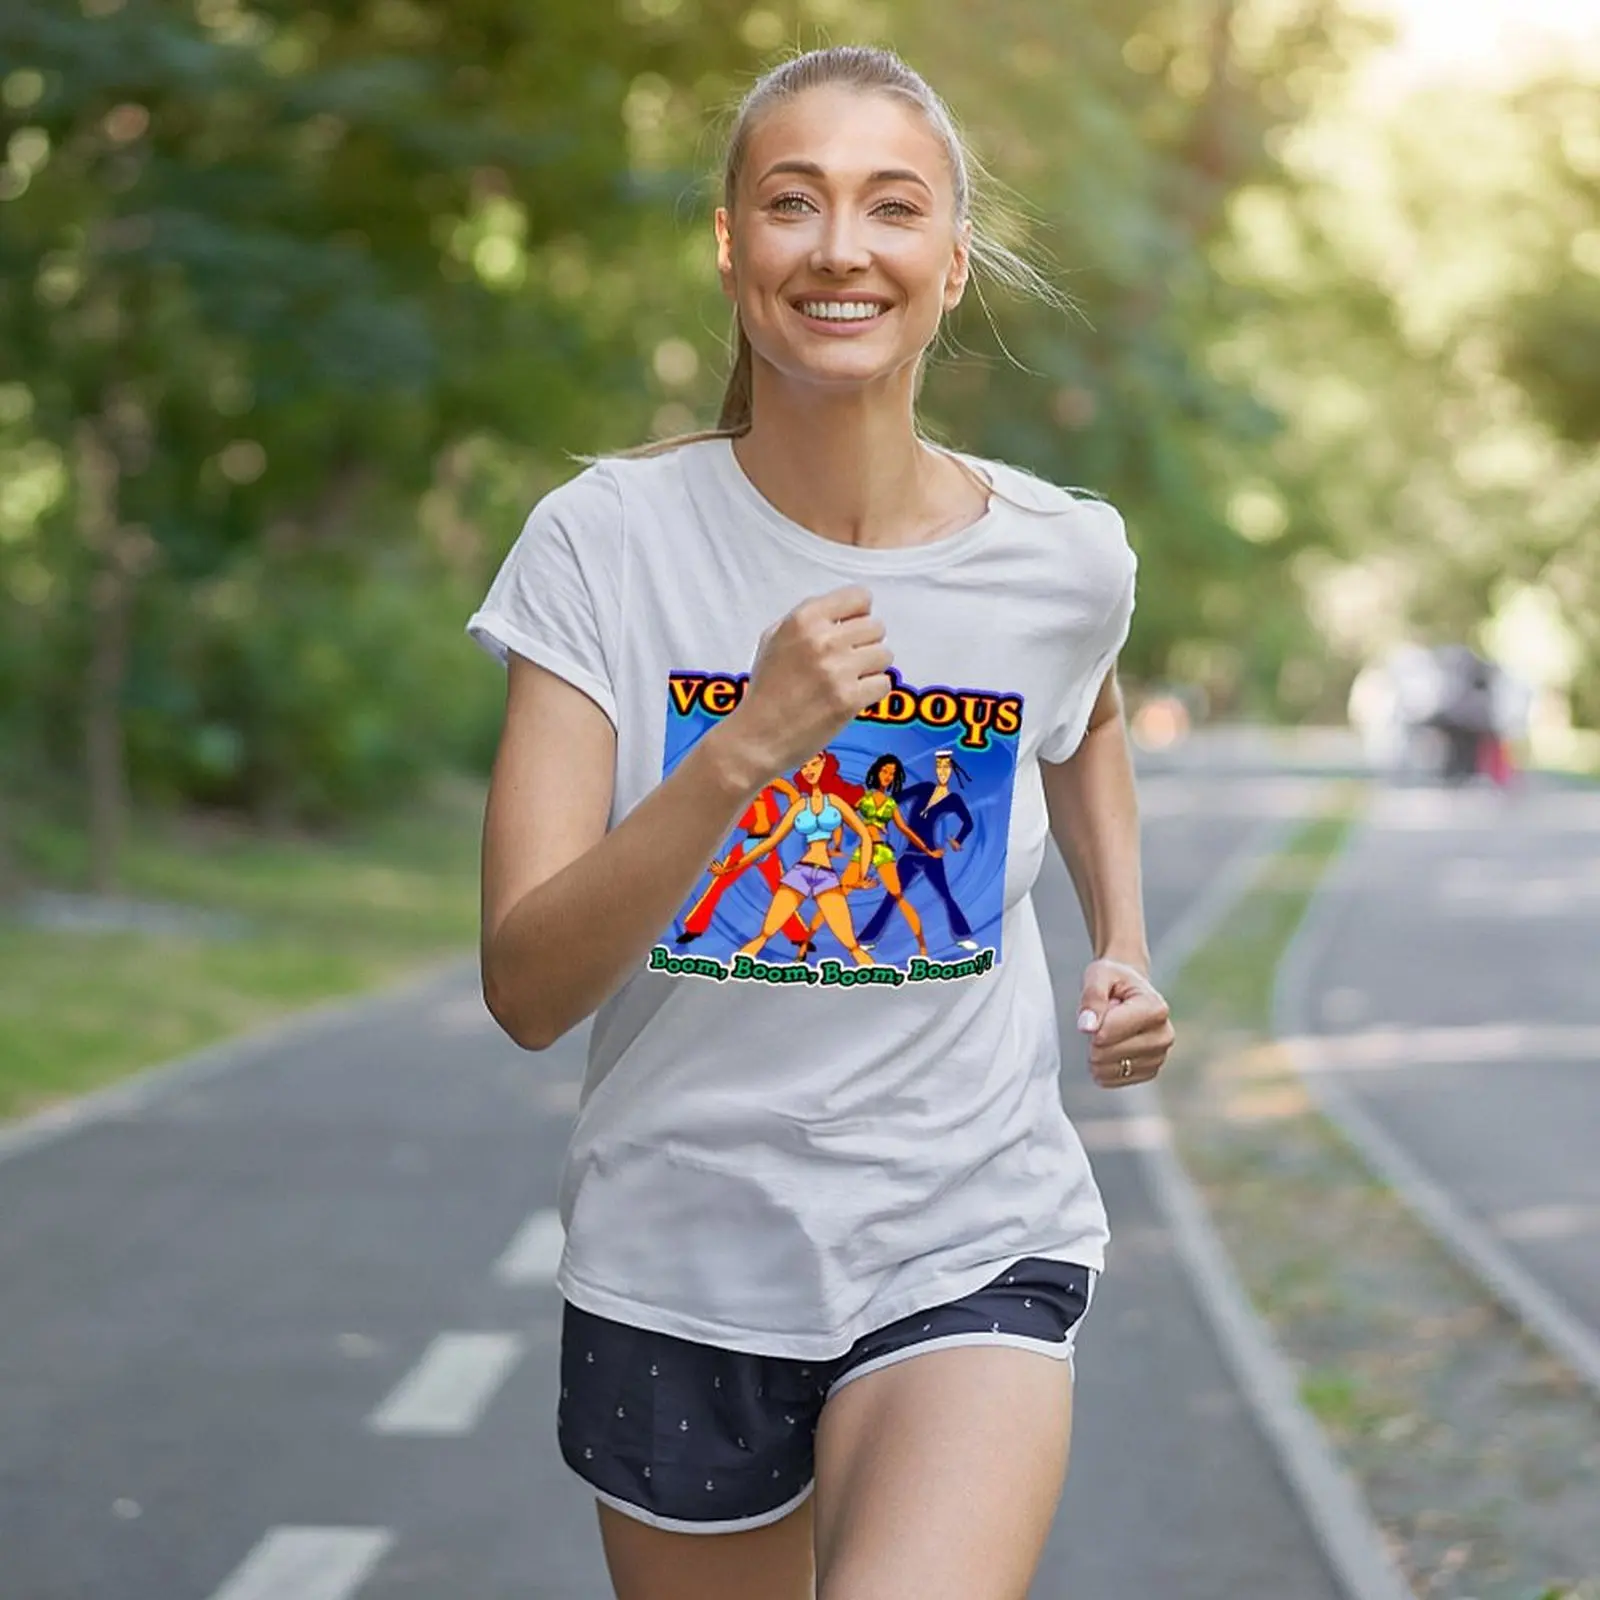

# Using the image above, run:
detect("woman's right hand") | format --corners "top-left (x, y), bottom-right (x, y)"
top-left (716, 586), bottom-right (893, 779)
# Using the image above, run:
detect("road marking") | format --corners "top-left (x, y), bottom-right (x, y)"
top-left (493, 1208), bottom-right (564, 1284)
top-left (1121, 805), bottom-right (1420, 1600)
top-left (1277, 798), bottom-right (1600, 1403)
top-left (1297, 1020), bottom-right (1600, 1071)
top-left (207, 1527), bottom-right (393, 1600)
top-left (367, 1333), bottom-right (525, 1436)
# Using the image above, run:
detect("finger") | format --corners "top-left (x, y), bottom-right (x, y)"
top-left (834, 615), bottom-right (888, 647)
top-left (1090, 1041), bottom-right (1166, 1079)
top-left (810, 585), bottom-right (874, 623)
top-left (1077, 962), bottom-right (1123, 1035)
top-left (852, 643), bottom-right (894, 678)
top-left (853, 671), bottom-right (895, 709)
top-left (1093, 1061), bottom-right (1161, 1089)
top-left (1091, 1027), bottom-right (1174, 1079)
top-left (1090, 1045), bottom-right (1168, 1087)
top-left (1092, 998), bottom-right (1165, 1050)
top-left (1090, 1017), bottom-right (1168, 1058)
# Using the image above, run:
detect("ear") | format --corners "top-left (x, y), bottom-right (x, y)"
top-left (715, 207), bottom-right (736, 299)
top-left (944, 217), bottom-right (973, 312)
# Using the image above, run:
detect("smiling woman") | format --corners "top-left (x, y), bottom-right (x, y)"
top-left (619, 49), bottom-right (1068, 471)
top-left (468, 42), bottom-right (1172, 1600)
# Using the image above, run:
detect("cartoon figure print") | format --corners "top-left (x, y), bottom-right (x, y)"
top-left (711, 751), bottom-right (877, 966)
top-left (673, 776), bottom-right (811, 954)
top-left (808, 752), bottom-right (942, 959)
top-left (858, 749), bottom-right (980, 953)
top-left (655, 666), bottom-right (1021, 987)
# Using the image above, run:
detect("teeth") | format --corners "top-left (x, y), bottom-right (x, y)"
top-left (799, 301), bottom-right (886, 321)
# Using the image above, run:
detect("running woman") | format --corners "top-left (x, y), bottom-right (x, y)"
top-left (470, 44), bottom-right (1173, 1600)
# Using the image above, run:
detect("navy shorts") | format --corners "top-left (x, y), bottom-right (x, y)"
top-left (557, 1257), bottom-right (1095, 1534)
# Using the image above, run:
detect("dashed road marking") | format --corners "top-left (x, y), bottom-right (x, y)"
top-left (367, 1332), bottom-right (526, 1436)
top-left (493, 1207), bottom-right (564, 1284)
top-left (206, 1527), bottom-right (393, 1600)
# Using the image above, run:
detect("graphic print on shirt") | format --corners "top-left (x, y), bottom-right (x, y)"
top-left (652, 667), bottom-right (1022, 989)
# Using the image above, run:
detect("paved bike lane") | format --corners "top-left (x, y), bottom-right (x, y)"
top-left (0, 769), bottom-right (1352, 1598)
top-left (1285, 781), bottom-right (1600, 1385)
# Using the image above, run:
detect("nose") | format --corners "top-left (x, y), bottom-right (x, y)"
top-left (811, 208), bottom-right (871, 276)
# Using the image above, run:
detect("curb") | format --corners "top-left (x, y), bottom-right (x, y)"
top-left (0, 953), bottom-right (479, 1171)
top-left (1133, 804), bottom-right (1418, 1600)
top-left (1274, 790), bottom-right (1600, 1402)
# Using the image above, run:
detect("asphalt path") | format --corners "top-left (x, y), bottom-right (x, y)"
top-left (1293, 780), bottom-right (1600, 1350)
top-left (0, 768), bottom-right (1346, 1599)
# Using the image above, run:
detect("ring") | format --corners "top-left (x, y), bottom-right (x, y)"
top-left (1119, 1059), bottom-right (1133, 1080)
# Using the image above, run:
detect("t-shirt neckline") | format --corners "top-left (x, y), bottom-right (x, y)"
top-left (703, 436), bottom-right (1000, 574)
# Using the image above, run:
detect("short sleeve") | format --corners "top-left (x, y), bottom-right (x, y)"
top-left (465, 464), bottom-right (624, 727)
top-left (1036, 514), bottom-right (1137, 764)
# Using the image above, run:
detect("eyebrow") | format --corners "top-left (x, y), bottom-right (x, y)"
top-left (755, 159), bottom-right (934, 196)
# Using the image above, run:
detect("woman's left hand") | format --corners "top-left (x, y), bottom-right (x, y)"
top-left (1076, 959), bottom-right (1174, 1088)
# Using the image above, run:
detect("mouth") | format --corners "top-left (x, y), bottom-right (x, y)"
top-left (791, 296), bottom-right (893, 328)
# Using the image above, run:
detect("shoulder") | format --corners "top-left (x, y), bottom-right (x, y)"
top-left (974, 456), bottom-right (1127, 536)
top-left (967, 454), bottom-right (1136, 589)
top-left (531, 439), bottom-right (722, 539)
top-left (577, 438), bottom-right (717, 500)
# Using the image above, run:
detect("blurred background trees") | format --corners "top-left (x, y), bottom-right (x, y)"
top-left (2, 0), bottom-right (1594, 886)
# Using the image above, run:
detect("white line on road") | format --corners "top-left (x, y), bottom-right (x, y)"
top-left (207, 1527), bottom-right (393, 1600)
top-left (367, 1332), bottom-right (526, 1436)
top-left (1276, 798), bottom-right (1600, 1403)
top-left (1126, 802), bottom-right (1420, 1600)
top-left (493, 1207), bottom-right (564, 1284)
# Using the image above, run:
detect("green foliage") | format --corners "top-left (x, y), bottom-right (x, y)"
top-left (0, 0), bottom-right (1593, 856)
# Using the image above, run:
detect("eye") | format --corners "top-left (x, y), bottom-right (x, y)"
top-left (769, 191), bottom-right (815, 213)
top-left (873, 198), bottom-right (922, 219)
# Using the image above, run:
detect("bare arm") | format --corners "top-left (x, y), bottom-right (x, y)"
top-left (1040, 668), bottom-right (1149, 974)
top-left (481, 658), bottom-right (764, 1049)
top-left (1041, 667), bottom-right (1172, 1089)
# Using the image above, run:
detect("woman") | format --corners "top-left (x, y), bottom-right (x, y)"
top-left (800, 752), bottom-right (938, 959)
top-left (469, 44), bottom-right (1173, 1600)
top-left (715, 750), bottom-right (876, 963)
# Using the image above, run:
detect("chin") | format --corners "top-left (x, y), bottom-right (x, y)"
top-left (773, 344), bottom-right (924, 394)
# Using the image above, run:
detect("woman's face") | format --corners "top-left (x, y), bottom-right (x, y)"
top-left (875, 760), bottom-right (900, 790)
top-left (800, 754), bottom-right (827, 784)
top-left (716, 86), bottom-right (971, 399)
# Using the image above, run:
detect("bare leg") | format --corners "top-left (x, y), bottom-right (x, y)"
top-left (597, 1497), bottom-right (814, 1600)
top-left (814, 889), bottom-right (872, 965)
top-left (812, 1346), bottom-right (1074, 1600)
top-left (739, 886), bottom-right (807, 959)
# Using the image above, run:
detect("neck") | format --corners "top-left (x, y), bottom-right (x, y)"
top-left (732, 365), bottom-right (969, 550)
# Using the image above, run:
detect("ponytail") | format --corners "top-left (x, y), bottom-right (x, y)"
top-left (717, 321), bottom-right (755, 435)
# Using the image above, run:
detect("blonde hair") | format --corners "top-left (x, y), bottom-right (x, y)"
top-left (618, 45), bottom-right (1073, 460)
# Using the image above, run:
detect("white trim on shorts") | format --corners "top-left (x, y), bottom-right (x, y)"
top-left (824, 1328), bottom-right (1078, 1401)
top-left (590, 1477), bottom-right (815, 1536)
top-left (824, 1264), bottom-right (1098, 1401)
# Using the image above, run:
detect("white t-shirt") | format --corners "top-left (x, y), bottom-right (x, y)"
top-left (467, 437), bottom-right (1136, 1359)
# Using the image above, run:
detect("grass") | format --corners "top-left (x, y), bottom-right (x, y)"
top-left (1163, 794), bottom-right (1600, 1600)
top-left (0, 777), bottom-right (483, 1122)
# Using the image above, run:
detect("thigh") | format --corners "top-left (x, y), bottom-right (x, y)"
top-left (811, 1345), bottom-right (1075, 1600)
top-left (597, 1496), bottom-right (814, 1600)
